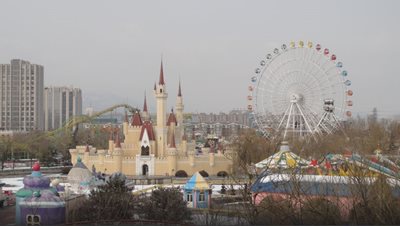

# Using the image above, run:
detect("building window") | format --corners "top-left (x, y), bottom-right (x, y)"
top-left (199, 191), bottom-right (205, 202)
top-left (187, 193), bottom-right (193, 202)
top-left (26, 214), bottom-right (40, 225)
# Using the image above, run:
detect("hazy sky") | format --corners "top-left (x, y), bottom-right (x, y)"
top-left (0, 0), bottom-right (399, 116)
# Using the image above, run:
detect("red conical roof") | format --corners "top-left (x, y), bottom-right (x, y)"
top-left (159, 61), bottom-right (165, 85)
top-left (131, 111), bottom-right (143, 126)
top-left (85, 145), bottom-right (90, 152)
top-left (178, 80), bottom-right (182, 97)
top-left (167, 109), bottom-right (177, 126)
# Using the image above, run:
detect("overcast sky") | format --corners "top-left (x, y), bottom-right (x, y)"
top-left (0, 0), bottom-right (399, 117)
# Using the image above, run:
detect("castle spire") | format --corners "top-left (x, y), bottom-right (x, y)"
top-left (143, 92), bottom-right (148, 112)
top-left (159, 60), bottom-right (165, 85)
top-left (178, 79), bottom-right (182, 97)
top-left (153, 82), bottom-right (156, 91)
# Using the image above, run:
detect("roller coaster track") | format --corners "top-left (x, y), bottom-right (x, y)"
top-left (44, 104), bottom-right (139, 138)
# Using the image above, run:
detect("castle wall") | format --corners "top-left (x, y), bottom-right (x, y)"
top-left (70, 148), bottom-right (232, 177)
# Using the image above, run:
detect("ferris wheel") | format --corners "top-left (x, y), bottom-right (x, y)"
top-left (247, 41), bottom-right (353, 140)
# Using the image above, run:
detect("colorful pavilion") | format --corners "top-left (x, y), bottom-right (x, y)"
top-left (183, 172), bottom-right (211, 208)
top-left (16, 162), bottom-right (65, 225)
top-left (255, 141), bottom-right (309, 169)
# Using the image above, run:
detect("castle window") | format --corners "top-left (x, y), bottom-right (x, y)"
top-left (141, 146), bottom-right (149, 156)
top-left (160, 89), bottom-right (162, 93)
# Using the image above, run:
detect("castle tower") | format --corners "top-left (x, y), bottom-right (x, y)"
top-left (124, 111), bottom-right (142, 147)
top-left (167, 132), bottom-right (177, 176)
top-left (167, 108), bottom-right (177, 147)
top-left (141, 92), bottom-right (150, 121)
top-left (83, 145), bottom-right (90, 165)
top-left (113, 131), bottom-right (123, 172)
top-left (176, 80), bottom-right (184, 144)
top-left (154, 61), bottom-right (168, 157)
top-left (123, 111), bottom-right (129, 136)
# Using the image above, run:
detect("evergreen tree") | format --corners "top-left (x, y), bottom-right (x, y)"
top-left (140, 187), bottom-right (191, 222)
top-left (71, 174), bottom-right (136, 222)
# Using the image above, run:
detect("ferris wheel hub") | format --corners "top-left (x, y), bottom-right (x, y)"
top-left (290, 93), bottom-right (303, 103)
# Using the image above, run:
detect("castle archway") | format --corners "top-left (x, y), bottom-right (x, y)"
top-left (199, 170), bottom-right (209, 177)
top-left (217, 171), bottom-right (228, 177)
top-left (175, 170), bottom-right (188, 177)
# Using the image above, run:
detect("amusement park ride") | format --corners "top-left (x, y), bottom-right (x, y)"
top-left (43, 104), bottom-right (138, 143)
top-left (247, 41), bottom-right (353, 141)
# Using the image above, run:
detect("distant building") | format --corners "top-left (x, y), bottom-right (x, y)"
top-left (187, 110), bottom-right (253, 139)
top-left (0, 59), bottom-right (44, 131)
top-left (44, 86), bottom-right (82, 130)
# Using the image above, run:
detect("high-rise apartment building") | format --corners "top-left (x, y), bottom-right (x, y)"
top-left (44, 86), bottom-right (82, 130)
top-left (0, 59), bottom-right (44, 131)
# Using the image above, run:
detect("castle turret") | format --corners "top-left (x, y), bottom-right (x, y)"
top-left (167, 133), bottom-right (177, 176)
top-left (176, 80), bottom-right (184, 144)
top-left (98, 149), bottom-right (105, 166)
top-left (209, 151), bottom-right (215, 167)
top-left (155, 61), bottom-right (168, 157)
top-left (108, 131), bottom-right (114, 154)
top-left (167, 108), bottom-right (177, 147)
top-left (141, 92), bottom-right (150, 121)
top-left (180, 133), bottom-right (188, 154)
top-left (188, 148), bottom-right (195, 167)
top-left (83, 145), bottom-right (90, 164)
top-left (124, 111), bottom-right (142, 147)
top-left (123, 111), bottom-right (129, 136)
top-left (113, 133), bottom-right (123, 172)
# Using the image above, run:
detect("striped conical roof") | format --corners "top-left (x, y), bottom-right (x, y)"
top-left (184, 172), bottom-right (209, 190)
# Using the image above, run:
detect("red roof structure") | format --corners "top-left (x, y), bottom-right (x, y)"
top-left (85, 145), bottom-right (90, 152)
top-left (131, 111), bottom-right (143, 126)
top-left (167, 109), bottom-right (177, 126)
top-left (140, 121), bottom-right (155, 141)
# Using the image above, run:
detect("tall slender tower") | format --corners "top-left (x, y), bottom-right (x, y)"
top-left (175, 80), bottom-right (184, 144)
top-left (154, 61), bottom-right (168, 156)
top-left (141, 92), bottom-right (150, 121)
